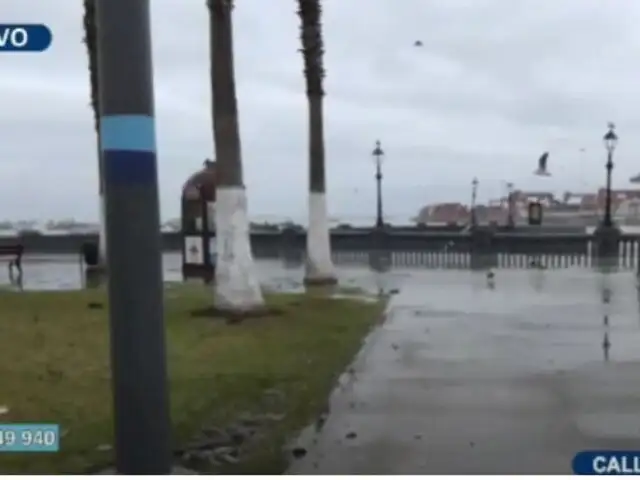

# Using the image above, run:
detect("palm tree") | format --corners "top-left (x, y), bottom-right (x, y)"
top-left (82, 0), bottom-right (107, 268)
top-left (207, 0), bottom-right (264, 311)
top-left (297, 0), bottom-right (337, 285)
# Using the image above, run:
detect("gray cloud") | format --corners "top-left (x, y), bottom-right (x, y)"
top-left (2, 0), bottom-right (640, 222)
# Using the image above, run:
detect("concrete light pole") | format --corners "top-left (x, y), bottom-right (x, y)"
top-left (96, 0), bottom-right (171, 473)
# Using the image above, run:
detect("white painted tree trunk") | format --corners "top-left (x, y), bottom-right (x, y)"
top-left (305, 191), bottom-right (336, 282)
top-left (214, 187), bottom-right (264, 311)
top-left (98, 193), bottom-right (107, 265)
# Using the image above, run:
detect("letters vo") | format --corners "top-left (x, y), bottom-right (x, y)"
top-left (0, 24), bottom-right (52, 52)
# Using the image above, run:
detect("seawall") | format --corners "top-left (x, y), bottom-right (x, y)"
top-left (0, 232), bottom-right (183, 255)
top-left (0, 225), bottom-right (590, 256)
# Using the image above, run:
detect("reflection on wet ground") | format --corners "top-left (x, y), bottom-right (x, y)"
top-left (4, 256), bottom-right (640, 474)
top-left (287, 269), bottom-right (640, 474)
top-left (0, 254), bottom-right (404, 293)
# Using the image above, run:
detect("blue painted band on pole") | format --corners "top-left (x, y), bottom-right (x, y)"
top-left (104, 150), bottom-right (157, 185)
top-left (100, 115), bottom-right (157, 185)
top-left (100, 115), bottom-right (157, 152)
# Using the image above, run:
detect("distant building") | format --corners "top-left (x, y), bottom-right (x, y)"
top-left (596, 187), bottom-right (640, 214)
top-left (596, 188), bottom-right (640, 224)
top-left (414, 202), bottom-right (511, 226)
top-left (414, 186), bottom-right (640, 227)
top-left (414, 203), bottom-right (469, 225)
top-left (474, 205), bottom-right (510, 225)
top-left (511, 190), bottom-right (556, 208)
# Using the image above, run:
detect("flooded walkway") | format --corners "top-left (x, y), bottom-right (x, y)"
top-left (0, 254), bottom-right (399, 293)
top-left (288, 270), bottom-right (640, 474)
top-left (4, 256), bottom-right (640, 473)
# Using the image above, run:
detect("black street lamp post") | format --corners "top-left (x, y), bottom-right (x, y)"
top-left (470, 177), bottom-right (478, 227)
top-left (372, 140), bottom-right (385, 229)
top-left (506, 182), bottom-right (515, 228)
top-left (594, 122), bottom-right (621, 265)
top-left (603, 123), bottom-right (618, 227)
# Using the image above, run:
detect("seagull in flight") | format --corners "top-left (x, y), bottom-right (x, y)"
top-left (414, 40), bottom-right (423, 47)
top-left (534, 151), bottom-right (551, 176)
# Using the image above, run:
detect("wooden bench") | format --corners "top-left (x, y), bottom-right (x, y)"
top-left (0, 244), bottom-right (23, 276)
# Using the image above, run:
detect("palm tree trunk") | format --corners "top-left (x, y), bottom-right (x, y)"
top-left (83, 0), bottom-right (107, 267)
top-left (208, 0), bottom-right (264, 311)
top-left (298, 0), bottom-right (336, 285)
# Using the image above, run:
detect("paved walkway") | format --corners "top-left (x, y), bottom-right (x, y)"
top-left (289, 270), bottom-right (640, 474)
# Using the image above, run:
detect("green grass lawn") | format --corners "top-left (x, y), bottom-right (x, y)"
top-left (0, 285), bottom-right (384, 474)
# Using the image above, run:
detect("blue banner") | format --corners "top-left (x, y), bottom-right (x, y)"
top-left (0, 24), bottom-right (52, 52)
top-left (573, 451), bottom-right (640, 475)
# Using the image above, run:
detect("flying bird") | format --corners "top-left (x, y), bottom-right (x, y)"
top-left (534, 151), bottom-right (551, 176)
top-left (414, 40), bottom-right (423, 47)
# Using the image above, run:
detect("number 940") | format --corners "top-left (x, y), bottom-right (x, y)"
top-left (0, 429), bottom-right (56, 446)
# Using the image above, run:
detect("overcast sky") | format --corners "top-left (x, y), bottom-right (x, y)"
top-left (2, 0), bottom-right (640, 222)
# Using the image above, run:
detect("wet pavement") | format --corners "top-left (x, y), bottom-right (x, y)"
top-left (288, 269), bottom-right (640, 475)
top-left (4, 256), bottom-right (640, 474)
top-left (0, 254), bottom-right (399, 293)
